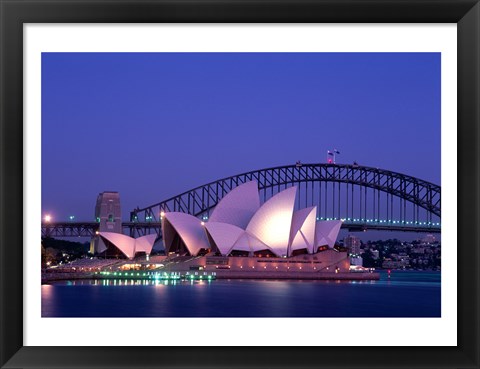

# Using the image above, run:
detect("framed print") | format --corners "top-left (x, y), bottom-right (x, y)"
top-left (1, 0), bottom-right (479, 368)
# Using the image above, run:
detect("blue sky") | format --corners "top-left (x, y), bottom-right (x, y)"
top-left (42, 52), bottom-right (440, 239)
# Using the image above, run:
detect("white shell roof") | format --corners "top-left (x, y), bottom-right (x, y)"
top-left (230, 232), bottom-right (271, 254)
top-left (247, 232), bottom-right (271, 253)
top-left (289, 206), bottom-right (317, 254)
top-left (204, 222), bottom-right (245, 255)
top-left (158, 184), bottom-right (342, 258)
top-left (135, 234), bottom-right (157, 254)
top-left (315, 220), bottom-right (342, 248)
top-left (99, 232), bottom-right (157, 259)
top-left (162, 212), bottom-right (210, 256)
top-left (246, 186), bottom-right (297, 257)
top-left (230, 233), bottom-right (252, 253)
top-left (161, 215), bottom-right (176, 252)
top-left (208, 181), bottom-right (260, 229)
top-left (96, 237), bottom-right (108, 254)
top-left (99, 232), bottom-right (136, 259)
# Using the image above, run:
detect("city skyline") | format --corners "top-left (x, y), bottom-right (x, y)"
top-left (42, 52), bottom-right (441, 241)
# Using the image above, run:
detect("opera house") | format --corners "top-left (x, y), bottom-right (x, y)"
top-left (96, 181), bottom-right (352, 277)
top-left (162, 181), bottom-right (342, 258)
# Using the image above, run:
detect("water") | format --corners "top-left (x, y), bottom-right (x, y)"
top-left (41, 271), bottom-right (440, 317)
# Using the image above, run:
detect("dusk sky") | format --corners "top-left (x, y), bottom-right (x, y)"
top-left (42, 52), bottom-right (440, 240)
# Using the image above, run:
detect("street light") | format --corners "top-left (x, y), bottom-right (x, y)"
top-left (44, 214), bottom-right (52, 222)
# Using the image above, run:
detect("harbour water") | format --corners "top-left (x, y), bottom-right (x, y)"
top-left (41, 271), bottom-right (440, 317)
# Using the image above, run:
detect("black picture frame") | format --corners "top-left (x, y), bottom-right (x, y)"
top-left (1, 1), bottom-right (479, 368)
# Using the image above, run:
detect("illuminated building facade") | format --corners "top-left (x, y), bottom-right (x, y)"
top-left (344, 234), bottom-right (361, 256)
top-left (162, 181), bottom-right (342, 258)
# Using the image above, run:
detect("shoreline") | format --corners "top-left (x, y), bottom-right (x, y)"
top-left (41, 271), bottom-right (380, 283)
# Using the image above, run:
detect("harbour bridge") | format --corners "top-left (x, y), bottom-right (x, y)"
top-left (42, 163), bottom-right (441, 238)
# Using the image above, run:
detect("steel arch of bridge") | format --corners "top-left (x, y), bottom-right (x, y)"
top-left (131, 163), bottom-right (440, 234)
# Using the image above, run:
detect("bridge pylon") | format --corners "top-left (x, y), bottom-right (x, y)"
top-left (91, 191), bottom-right (122, 254)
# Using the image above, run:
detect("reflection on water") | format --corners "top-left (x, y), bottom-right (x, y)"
top-left (42, 271), bottom-right (441, 318)
top-left (61, 279), bottom-right (212, 287)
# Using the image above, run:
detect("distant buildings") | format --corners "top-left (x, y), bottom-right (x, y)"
top-left (359, 238), bottom-right (441, 270)
top-left (422, 234), bottom-right (437, 244)
top-left (343, 235), bottom-right (363, 266)
top-left (344, 234), bottom-right (361, 256)
top-left (350, 255), bottom-right (363, 266)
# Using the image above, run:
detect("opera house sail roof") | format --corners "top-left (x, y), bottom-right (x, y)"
top-left (204, 222), bottom-right (245, 256)
top-left (161, 181), bottom-right (342, 258)
top-left (208, 180), bottom-right (260, 228)
top-left (245, 186), bottom-right (296, 257)
top-left (289, 206), bottom-right (317, 255)
top-left (162, 212), bottom-right (210, 256)
top-left (98, 232), bottom-right (157, 260)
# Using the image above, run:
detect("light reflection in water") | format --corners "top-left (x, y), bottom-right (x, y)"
top-left (42, 284), bottom-right (53, 298)
top-left (42, 272), bottom-right (440, 318)
top-left (42, 279), bottom-right (214, 287)
top-left (50, 279), bottom-right (213, 287)
top-left (47, 278), bottom-right (381, 288)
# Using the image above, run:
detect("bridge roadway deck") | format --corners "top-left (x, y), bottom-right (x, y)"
top-left (41, 221), bottom-right (441, 238)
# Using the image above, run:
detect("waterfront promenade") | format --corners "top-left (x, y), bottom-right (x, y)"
top-left (42, 270), bottom-right (379, 283)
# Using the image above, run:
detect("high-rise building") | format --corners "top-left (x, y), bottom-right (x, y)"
top-left (344, 234), bottom-right (361, 256)
top-left (350, 255), bottom-right (363, 266)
